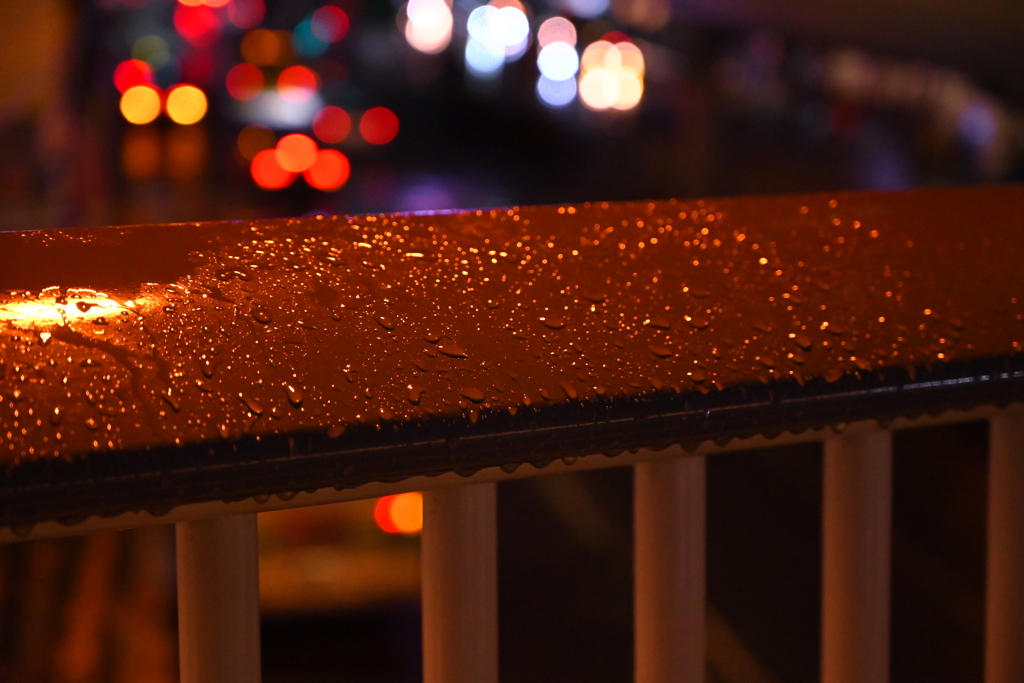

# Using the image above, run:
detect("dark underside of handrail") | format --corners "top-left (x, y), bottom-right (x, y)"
top-left (0, 185), bottom-right (1022, 528)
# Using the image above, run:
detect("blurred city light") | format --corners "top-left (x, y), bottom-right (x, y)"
top-left (537, 41), bottom-right (579, 81)
top-left (240, 90), bottom-right (323, 128)
top-left (359, 107), bottom-right (400, 145)
top-left (121, 126), bottom-right (162, 180)
top-left (251, 148), bottom-right (296, 189)
top-left (225, 63), bottom-right (265, 101)
top-left (166, 125), bottom-right (208, 182)
top-left (113, 59), bottom-right (155, 94)
top-left (304, 149), bottom-right (351, 190)
top-left (120, 85), bottom-right (162, 124)
top-left (559, 0), bottom-right (609, 19)
top-left (374, 493), bottom-right (423, 534)
top-left (242, 29), bottom-right (294, 66)
top-left (132, 35), bottom-right (171, 70)
top-left (578, 39), bottom-right (644, 110)
top-left (537, 16), bottom-right (577, 48)
top-left (237, 124), bottom-right (276, 160)
top-left (275, 133), bottom-right (319, 172)
top-left (465, 38), bottom-right (505, 76)
top-left (311, 6), bottom-right (350, 42)
top-left (277, 65), bottom-right (319, 103)
top-left (537, 74), bottom-right (577, 106)
top-left (227, 0), bottom-right (266, 29)
top-left (174, 4), bottom-right (221, 47)
top-left (312, 105), bottom-right (352, 143)
top-left (165, 84), bottom-right (208, 124)
top-left (404, 0), bottom-right (453, 55)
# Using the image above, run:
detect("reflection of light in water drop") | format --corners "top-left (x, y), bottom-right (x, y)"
top-left (536, 74), bottom-right (577, 105)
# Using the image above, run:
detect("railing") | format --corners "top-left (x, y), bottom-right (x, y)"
top-left (0, 185), bottom-right (1022, 683)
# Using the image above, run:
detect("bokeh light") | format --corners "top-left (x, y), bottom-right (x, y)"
top-left (166, 124), bottom-right (208, 182)
top-left (132, 35), bottom-right (171, 69)
top-left (537, 74), bottom-right (577, 106)
top-left (359, 107), bottom-right (400, 145)
top-left (227, 0), bottom-right (266, 29)
top-left (465, 3), bottom-right (530, 70)
top-left (165, 85), bottom-right (208, 125)
top-left (121, 126), bottom-right (162, 180)
top-left (277, 65), bottom-right (319, 103)
top-left (578, 40), bottom-right (645, 110)
top-left (537, 41), bottom-right (579, 81)
top-left (251, 149), bottom-right (296, 189)
top-left (275, 133), bottom-right (319, 172)
top-left (465, 38), bottom-right (505, 76)
top-left (120, 85), bottom-right (162, 125)
top-left (404, 0), bottom-right (453, 55)
top-left (242, 29), bottom-right (293, 66)
top-left (537, 16), bottom-right (577, 48)
top-left (312, 105), bottom-right (352, 143)
top-left (311, 6), bottom-right (349, 42)
top-left (374, 493), bottom-right (423, 534)
top-left (174, 5), bottom-right (220, 46)
top-left (559, 0), bottom-right (609, 19)
top-left (304, 149), bottom-right (351, 190)
top-left (237, 125), bottom-right (275, 160)
top-left (113, 59), bottom-right (154, 94)
top-left (226, 63), bottom-right (265, 101)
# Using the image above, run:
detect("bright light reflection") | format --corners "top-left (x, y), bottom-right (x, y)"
top-left (404, 0), bottom-right (453, 54)
top-left (537, 74), bottom-right (577, 106)
top-left (537, 41), bottom-right (579, 81)
top-left (466, 4), bottom-right (529, 69)
top-left (0, 290), bottom-right (154, 330)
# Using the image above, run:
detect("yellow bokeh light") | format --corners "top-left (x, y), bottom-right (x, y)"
top-left (120, 85), bottom-right (161, 125)
top-left (579, 40), bottom-right (645, 111)
top-left (165, 85), bottom-right (208, 125)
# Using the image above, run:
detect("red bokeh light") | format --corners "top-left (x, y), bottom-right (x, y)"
top-left (600, 30), bottom-right (632, 43)
top-left (275, 133), bottom-right (319, 172)
top-left (374, 496), bottom-right (401, 533)
top-left (226, 64), bottom-right (265, 101)
top-left (251, 149), bottom-right (296, 189)
top-left (312, 106), bottom-right (352, 144)
top-left (311, 6), bottom-right (350, 43)
top-left (113, 59), bottom-right (154, 94)
top-left (359, 107), bottom-right (400, 145)
top-left (304, 149), bottom-right (350, 190)
top-left (174, 5), bottom-right (221, 47)
top-left (228, 0), bottom-right (266, 28)
top-left (277, 66), bottom-right (319, 103)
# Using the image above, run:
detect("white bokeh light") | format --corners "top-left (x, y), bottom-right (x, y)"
top-left (405, 0), bottom-right (453, 54)
top-left (465, 37), bottom-right (505, 75)
top-left (537, 41), bottom-right (579, 81)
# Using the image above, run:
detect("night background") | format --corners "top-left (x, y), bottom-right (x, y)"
top-left (0, 0), bottom-right (1020, 681)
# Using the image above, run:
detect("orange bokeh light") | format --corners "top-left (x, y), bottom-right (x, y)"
top-left (359, 107), bottom-right (399, 145)
top-left (277, 65), bottom-right (319, 103)
top-left (251, 149), bottom-right (296, 189)
top-left (312, 105), bottom-right (352, 144)
top-left (120, 85), bottom-right (162, 125)
top-left (303, 149), bottom-right (350, 191)
top-left (165, 84), bottom-right (208, 125)
top-left (373, 493), bottom-right (423, 534)
top-left (113, 59), bottom-right (154, 94)
top-left (237, 125), bottom-right (275, 160)
top-left (275, 133), bottom-right (318, 172)
top-left (225, 63), bottom-right (265, 101)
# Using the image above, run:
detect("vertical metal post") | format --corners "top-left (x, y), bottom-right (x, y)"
top-left (634, 457), bottom-right (707, 683)
top-left (422, 483), bottom-right (498, 683)
top-left (986, 413), bottom-right (1024, 683)
top-left (822, 430), bottom-right (893, 683)
top-left (176, 514), bottom-right (261, 683)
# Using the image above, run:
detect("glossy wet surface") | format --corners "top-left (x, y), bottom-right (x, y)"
top-left (0, 185), bottom-right (1022, 528)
